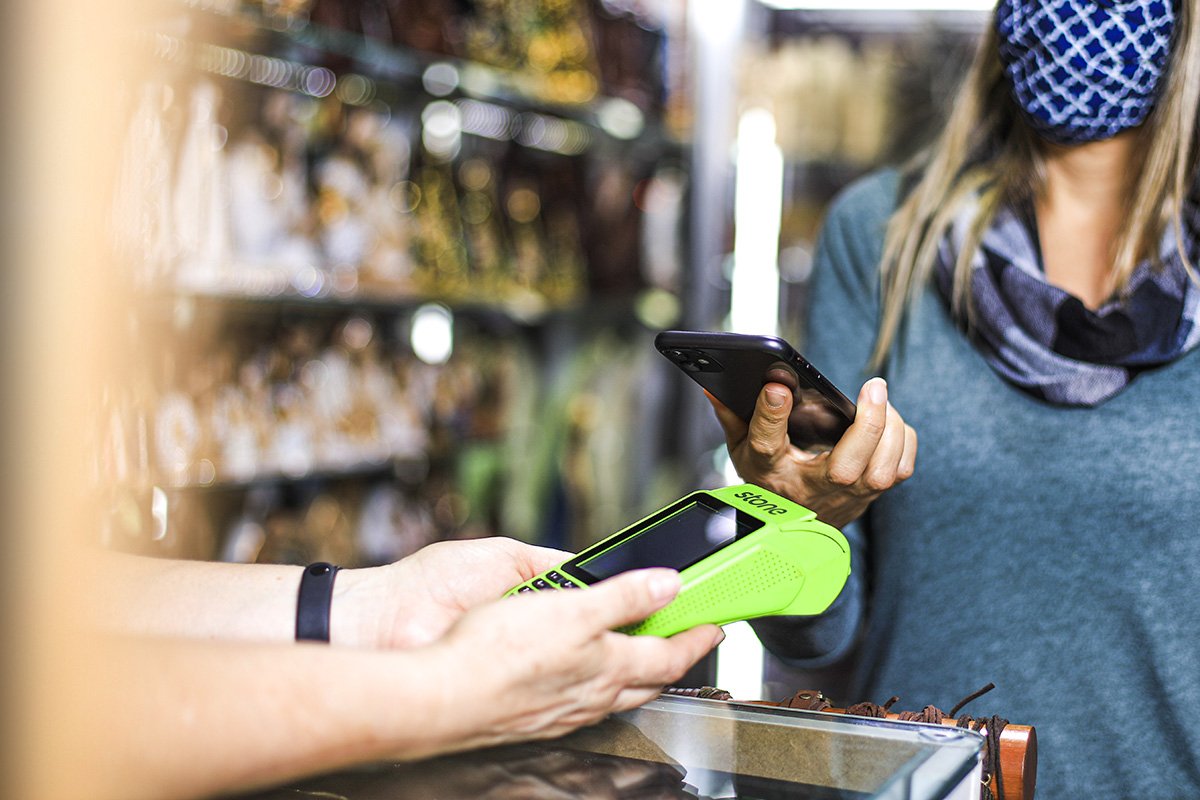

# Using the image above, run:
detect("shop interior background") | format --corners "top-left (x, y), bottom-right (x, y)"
top-left (82, 0), bottom-right (991, 706)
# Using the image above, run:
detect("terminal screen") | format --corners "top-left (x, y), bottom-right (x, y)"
top-left (577, 501), bottom-right (759, 581)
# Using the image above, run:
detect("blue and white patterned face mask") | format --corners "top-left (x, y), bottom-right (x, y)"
top-left (996, 0), bottom-right (1176, 145)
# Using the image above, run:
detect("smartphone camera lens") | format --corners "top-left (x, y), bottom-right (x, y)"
top-left (662, 347), bottom-right (723, 372)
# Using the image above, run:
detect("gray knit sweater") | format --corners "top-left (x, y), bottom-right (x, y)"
top-left (752, 169), bottom-right (1200, 798)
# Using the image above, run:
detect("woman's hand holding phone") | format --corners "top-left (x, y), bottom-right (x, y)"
top-left (708, 377), bottom-right (917, 529)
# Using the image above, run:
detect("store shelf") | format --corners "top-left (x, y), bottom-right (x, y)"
top-left (159, 278), bottom-right (576, 325)
top-left (159, 1), bottom-right (683, 153)
top-left (156, 454), bottom-right (414, 492)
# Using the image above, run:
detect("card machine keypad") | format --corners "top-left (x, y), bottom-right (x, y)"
top-left (513, 570), bottom-right (583, 594)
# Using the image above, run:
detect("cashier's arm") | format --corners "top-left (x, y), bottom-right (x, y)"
top-left (86, 566), bottom-right (723, 800)
top-left (97, 537), bottom-right (603, 649)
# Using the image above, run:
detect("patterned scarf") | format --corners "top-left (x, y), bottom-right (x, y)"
top-left (933, 200), bottom-right (1200, 406)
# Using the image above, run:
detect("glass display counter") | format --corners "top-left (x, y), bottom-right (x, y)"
top-left (242, 695), bottom-right (985, 800)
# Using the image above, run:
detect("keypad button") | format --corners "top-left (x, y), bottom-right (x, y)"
top-left (517, 586), bottom-right (534, 593)
top-left (532, 578), bottom-right (552, 590)
top-left (547, 571), bottom-right (574, 587)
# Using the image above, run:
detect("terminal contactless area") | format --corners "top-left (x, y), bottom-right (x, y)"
top-left (508, 484), bottom-right (851, 636)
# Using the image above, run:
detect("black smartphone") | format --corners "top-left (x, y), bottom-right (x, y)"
top-left (655, 330), bottom-right (856, 451)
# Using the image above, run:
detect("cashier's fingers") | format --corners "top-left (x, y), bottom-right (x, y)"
top-left (511, 542), bottom-right (576, 582)
top-left (570, 569), bottom-right (683, 632)
top-left (825, 378), bottom-right (890, 486)
top-left (561, 574), bottom-right (723, 681)
top-left (612, 624), bottom-right (725, 689)
top-left (552, 626), bottom-right (723, 724)
top-left (610, 686), bottom-right (670, 715)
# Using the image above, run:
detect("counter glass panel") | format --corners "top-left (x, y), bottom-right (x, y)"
top-left (239, 695), bottom-right (984, 800)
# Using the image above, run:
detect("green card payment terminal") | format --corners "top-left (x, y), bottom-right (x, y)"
top-left (506, 484), bottom-right (850, 637)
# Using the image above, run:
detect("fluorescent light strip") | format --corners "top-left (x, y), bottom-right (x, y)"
top-left (759, 0), bottom-right (993, 9)
top-left (730, 108), bottom-right (784, 337)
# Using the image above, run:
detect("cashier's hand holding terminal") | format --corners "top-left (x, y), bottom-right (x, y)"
top-left (708, 377), bottom-right (918, 529)
top-left (330, 536), bottom-right (579, 649)
top-left (433, 568), bottom-right (723, 751)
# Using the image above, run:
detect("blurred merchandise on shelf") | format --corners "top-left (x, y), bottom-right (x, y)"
top-left (94, 307), bottom-right (688, 564)
top-left (102, 0), bottom-right (695, 569)
top-left (739, 25), bottom-right (980, 195)
top-left (637, 164), bottom-right (687, 295)
top-left (228, 0), bottom-right (686, 123)
top-left (114, 76), bottom-right (607, 312)
top-left (113, 83), bottom-right (176, 285)
top-left (291, 0), bottom-right (675, 113)
top-left (737, 20), bottom-right (982, 346)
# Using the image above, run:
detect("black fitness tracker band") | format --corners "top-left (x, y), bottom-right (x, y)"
top-left (296, 562), bottom-right (341, 642)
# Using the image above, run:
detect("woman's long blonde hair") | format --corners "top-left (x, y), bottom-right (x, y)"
top-left (871, 0), bottom-right (1200, 369)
